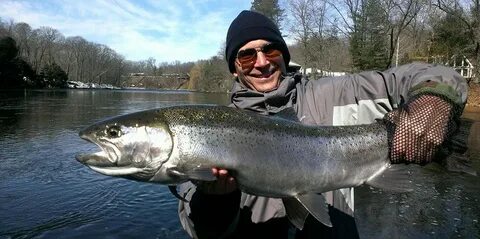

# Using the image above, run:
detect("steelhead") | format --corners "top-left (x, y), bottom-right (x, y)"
top-left (75, 104), bottom-right (470, 228)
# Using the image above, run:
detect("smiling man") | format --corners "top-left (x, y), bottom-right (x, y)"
top-left (233, 39), bottom-right (286, 92)
top-left (177, 10), bottom-right (468, 239)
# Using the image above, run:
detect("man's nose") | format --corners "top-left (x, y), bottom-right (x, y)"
top-left (254, 51), bottom-right (269, 68)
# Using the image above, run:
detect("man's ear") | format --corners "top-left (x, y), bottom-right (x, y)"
top-left (233, 61), bottom-right (239, 77)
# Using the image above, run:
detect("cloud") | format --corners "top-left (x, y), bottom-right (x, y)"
top-left (0, 0), bottom-right (251, 62)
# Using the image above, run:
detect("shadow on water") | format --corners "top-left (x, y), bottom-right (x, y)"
top-left (0, 90), bottom-right (67, 136)
top-left (0, 89), bottom-right (479, 238)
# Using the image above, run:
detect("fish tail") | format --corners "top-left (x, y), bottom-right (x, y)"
top-left (437, 118), bottom-right (476, 176)
top-left (447, 118), bottom-right (473, 153)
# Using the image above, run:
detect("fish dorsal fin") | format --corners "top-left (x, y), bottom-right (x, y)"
top-left (366, 164), bottom-right (413, 192)
top-left (282, 197), bottom-right (310, 230)
top-left (273, 107), bottom-right (299, 121)
top-left (295, 193), bottom-right (332, 227)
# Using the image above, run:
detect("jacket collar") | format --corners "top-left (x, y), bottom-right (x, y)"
top-left (230, 73), bottom-right (300, 115)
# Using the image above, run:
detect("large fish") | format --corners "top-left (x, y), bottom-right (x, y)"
top-left (75, 104), bottom-right (471, 228)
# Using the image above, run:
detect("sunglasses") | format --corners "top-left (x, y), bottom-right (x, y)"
top-left (236, 42), bottom-right (283, 70)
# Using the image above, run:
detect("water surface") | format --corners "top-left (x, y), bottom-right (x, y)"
top-left (0, 89), bottom-right (229, 239)
top-left (0, 89), bottom-right (479, 238)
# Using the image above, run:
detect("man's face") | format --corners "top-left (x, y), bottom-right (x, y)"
top-left (234, 39), bottom-right (286, 93)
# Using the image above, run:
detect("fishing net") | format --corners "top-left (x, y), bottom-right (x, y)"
top-left (384, 92), bottom-right (464, 164)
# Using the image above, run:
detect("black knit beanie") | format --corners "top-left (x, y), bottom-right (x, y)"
top-left (225, 10), bottom-right (290, 73)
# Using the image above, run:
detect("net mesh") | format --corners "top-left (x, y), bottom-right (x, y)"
top-left (384, 93), bottom-right (463, 164)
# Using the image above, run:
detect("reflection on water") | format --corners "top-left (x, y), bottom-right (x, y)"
top-left (0, 89), bottom-right (479, 239)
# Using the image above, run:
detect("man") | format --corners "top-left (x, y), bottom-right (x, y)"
top-left (178, 10), bottom-right (468, 239)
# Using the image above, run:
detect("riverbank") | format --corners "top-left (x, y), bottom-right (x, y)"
top-left (467, 83), bottom-right (480, 108)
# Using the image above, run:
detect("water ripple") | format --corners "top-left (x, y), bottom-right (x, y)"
top-left (0, 212), bottom-right (99, 239)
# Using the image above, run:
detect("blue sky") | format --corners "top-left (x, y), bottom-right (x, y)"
top-left (0, 0), bottom-right (254, 62)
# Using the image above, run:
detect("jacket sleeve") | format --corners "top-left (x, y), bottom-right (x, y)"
top-left (296, 62), bottom-right (468, 126)
top-left (381, 62), bottom-right (467, 106)
top-left (177, 182), bottom-right (241, 239)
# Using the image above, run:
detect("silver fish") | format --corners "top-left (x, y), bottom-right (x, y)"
top-left (75, 104), bottom-right (468, 228)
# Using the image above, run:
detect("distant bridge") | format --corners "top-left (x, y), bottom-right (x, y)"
top-left (121, 73), bottom-right (190, 89)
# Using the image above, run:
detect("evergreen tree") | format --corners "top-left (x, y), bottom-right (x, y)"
top-left (349, 0), bottom-right (389, 71)
top-left (251, 0), bottom-right (285, 30)
top-left (0, 36), bottom-right (35, 89)
top-left (39, 63), bottom-right (68, 88)
top-left (430, 9), bottom-right (472, 58)
top-left (0, 36), bottom-right (18, 61)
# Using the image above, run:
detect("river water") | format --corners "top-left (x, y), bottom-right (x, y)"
top-left (0, 89), bottom-right (479, 239)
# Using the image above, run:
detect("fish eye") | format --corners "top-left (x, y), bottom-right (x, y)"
top-left (106, 125), bottom-right (122, 138)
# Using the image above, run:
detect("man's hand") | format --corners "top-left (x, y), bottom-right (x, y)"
top-left (197, 168), bottom-right (238, 195)
top-left (384, 94), bottom-right (454, 164)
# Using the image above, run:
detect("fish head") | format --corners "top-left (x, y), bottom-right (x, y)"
top-left (76, 110), bottom-right (175, 183)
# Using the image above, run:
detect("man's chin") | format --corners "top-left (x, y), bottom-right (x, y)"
top-left (252, 80), bottom-right (279, 92)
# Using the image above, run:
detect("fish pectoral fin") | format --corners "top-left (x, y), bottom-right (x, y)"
top-left (167, 167), bottom-right (188, 178)
top-left (283, 197), bottom-right (309, 230)
top-left (295, 193), bottom-right (332, 227)
top-left (366, 164), bottom-right (413, 192)
top-left (443, 152), bottom-right (477, 176)
top-left (167, 167), bottom-right (216, 181)
top-left (185, 167), bottom-right (217, 181)
top-left (168, 185), bottom-right (189, 202)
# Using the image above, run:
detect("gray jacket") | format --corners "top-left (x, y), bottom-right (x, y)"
top-left (178, 63), bottom-right (468, 239)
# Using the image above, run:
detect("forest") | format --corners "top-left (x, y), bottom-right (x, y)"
top-left (0, 0), bottom-right (478, 92)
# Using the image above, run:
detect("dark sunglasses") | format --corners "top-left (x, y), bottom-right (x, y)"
top-left (236, 42), bottom-right (283, 70)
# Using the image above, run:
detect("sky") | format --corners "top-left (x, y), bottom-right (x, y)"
top-left (0, 0), bottom-right (254, 63)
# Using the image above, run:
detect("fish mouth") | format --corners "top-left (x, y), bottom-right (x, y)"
top-left (87, 165), bottom-right (144, 176)
top-left (75, 151), bottom-right (115, 167)
top-left (77, 133), bottom-right (119, 165)
top-left (76, 132), bottom-right (149, 177)
top-left (77, 132), bottom-right (124, 171)
top-left (75, 152), bottom-right (145, 176)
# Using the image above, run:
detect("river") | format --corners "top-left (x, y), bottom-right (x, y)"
top-left (0, 89), bottom-right (479, 239)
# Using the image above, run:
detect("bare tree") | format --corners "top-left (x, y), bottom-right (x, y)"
top-left (1, 19), bottom-right (129, 86)
top-left (11, 23), bottom-right (34, 63)
top-left (325, 0), bottom-right (426, 69)
top-left (69, 36), bottom-right (90, 82)
top-left (288, 0), bottom-right (316, 73)
top-left (57, 37), bottom-right (78, 77)
top-left (385, 0), bottom-right (426, 67)
top-left (30, 27), bottom-right (63, 73)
